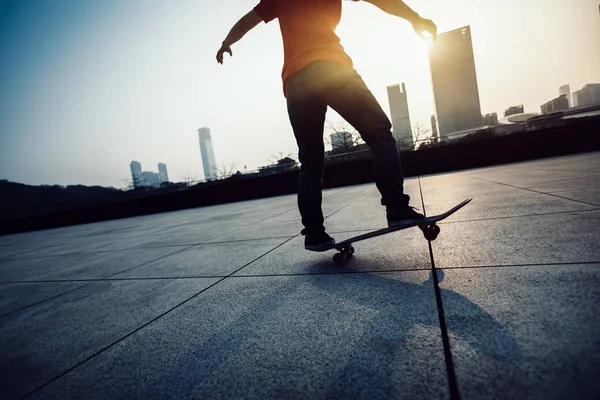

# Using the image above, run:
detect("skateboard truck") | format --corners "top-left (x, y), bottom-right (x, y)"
top-left (332, 223), bottom-right (442, 265)
top-left (333, 244), bottom-right (355, 264)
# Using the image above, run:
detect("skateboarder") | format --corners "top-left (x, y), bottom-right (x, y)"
top-left (216, 0), bottom-right (437, 251)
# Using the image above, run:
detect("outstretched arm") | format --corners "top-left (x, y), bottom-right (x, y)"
top-left (361, 0), bottom-right (437, 39)
top-left (216, 10), bottom-right (262, 64)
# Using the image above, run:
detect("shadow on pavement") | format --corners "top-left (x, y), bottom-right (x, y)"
top-left (305, 265), bottom-right (523, 396)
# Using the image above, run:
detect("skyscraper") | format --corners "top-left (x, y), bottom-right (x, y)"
top-left (198, 127), bottom-right (217, 180)
top-left (158, 163), bottom-right (169, 184)
top-left (429, 26), bottom-right (482, 139)
top-left (559, 85), bottom-right (571, 107)
top-left (140, 172), bottom-right (161, 188)
top-left (387, 83), bottom-right (413, 148)
top-left (430, 115), bottom-right (439, 143)
top-left (130, 161), bottom-right (142, 188)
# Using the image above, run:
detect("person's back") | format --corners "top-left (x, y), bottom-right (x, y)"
top-left (216, 0), bottom-right (437, 251)
top-left (255, 0), bottom-right (353, 88)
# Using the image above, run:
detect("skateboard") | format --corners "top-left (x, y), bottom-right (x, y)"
top-left (319, 198), bottom-right (472, 264)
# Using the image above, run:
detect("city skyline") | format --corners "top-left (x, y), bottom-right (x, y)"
top-left (130, 160), bottom-right (169, 188)
top-left (1, 0), bottom-right (599, 188)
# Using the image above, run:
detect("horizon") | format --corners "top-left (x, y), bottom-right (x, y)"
top-left (1, 0), bottom-right (599, 188)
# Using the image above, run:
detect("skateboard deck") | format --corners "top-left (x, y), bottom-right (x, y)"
top-left (319, 198), bottom-right (472, 264)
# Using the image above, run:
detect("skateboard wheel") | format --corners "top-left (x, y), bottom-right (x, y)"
top-left (333, 253), bottom-right (344, 264)
top-left (349, 245), bottom-right (355, 255)
top-left (423, 224), bottom-right (440, 241)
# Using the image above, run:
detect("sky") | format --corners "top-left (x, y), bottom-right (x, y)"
top-left (1, 0), bottom-right (599, 188)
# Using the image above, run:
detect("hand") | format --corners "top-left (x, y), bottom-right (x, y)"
top-left (412, 17), bottom-right (437, 41)
top-left (216, 42), bottom-right (232, 64)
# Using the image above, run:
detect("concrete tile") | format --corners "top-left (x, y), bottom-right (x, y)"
top-left (133, 227), bottom-right (239, 248)
top-left (233, 230), bottom-right (430, 276)
top-left (517, 176), bottom-right (600, 194)
top-left (470, 168), bottom-right (592, 187)
top-left (25, 247), bottom-right (188, 281)
top-left (520, 152), bottom-right (600, 172)
top-left (13, 236), bottom-right (149, 257)
top-left (30, 271), bottom-right (449, 400)
top-left (430, 210), bottom-right (600, 267)
top-left (114, 239), bottom-right (285, 278)
top-left (425, 193), bottom-right (597, 222)
top-left (439, 264), bottom-right (600, 399)
top-left (419, 176), bottom-right (526, 208)
top-left (205, 221), bottom-right (301, 242)
top-left (0, 254), bottom-right (103, 282)
top-left (0, 278), bottom-right (217, 400)
top-left (256, 208), bottom-right (301, 224)
top-left (551, 189), bottom-right (600, 206)
top-left (0, 245), bottom-right (45, 259)
top-left (0, 282), bottom-right (84, 316)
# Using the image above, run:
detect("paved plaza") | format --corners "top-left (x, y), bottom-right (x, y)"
top-left (1, 152), bottom-right (599, 399)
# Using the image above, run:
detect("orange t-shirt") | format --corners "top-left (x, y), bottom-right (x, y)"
top-left (254, 0), bottom-right (357, 89)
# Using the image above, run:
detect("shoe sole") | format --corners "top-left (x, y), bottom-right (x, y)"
top-left (305, 240), bottom-right (336, 252)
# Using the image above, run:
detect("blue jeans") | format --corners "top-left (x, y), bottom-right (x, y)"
top-left (285, 61), bottom-right (410, 234)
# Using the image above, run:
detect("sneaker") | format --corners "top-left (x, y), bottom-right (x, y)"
top-left (302, 230), bottom-right (335, 251)
top-left (386, 205), bottom-right (425, 227)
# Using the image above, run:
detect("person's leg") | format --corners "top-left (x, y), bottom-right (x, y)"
top-left (319, 63), bottom-right (412, 211)
top-left (285, 65), bottom-right (334, 248)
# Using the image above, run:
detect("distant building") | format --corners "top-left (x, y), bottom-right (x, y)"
top-left (330, 132), bottom-right (354, 150)
top-left (130, 161), bottom-right (142, 188)
top-left (482, 112), bottom-right (499, 126)
top-left (157, 163), bottom-right (169, 184)
top-left (504, 105), bottom-right (524, 116)
top-left (429, 26), bottom-right (483, 139)
top-left (387, 83), bottom-right (413, 148)
top-left (198, 127), bottom-right (217, 180)
top-left (498, 112), bottom-right (541, 125)
top-left (140, 171), bottom-right (161, 188)
top-left (430, 115), bottom-right (439, 143)
top-left (541, 94), bottom-right (569, 114)
top-left (572, 83), bottom-right (600, 107)
top-left (559, 85), bottom-right (571, 107)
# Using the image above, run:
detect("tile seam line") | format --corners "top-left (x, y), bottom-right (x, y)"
top-left (8, 207), bottom-right (598, 261)
top-left (418, 176), bottom-right (461, 400)
top-left (16, 235), bottom-right (297, 400)
top-left (3, 260), bottom-right (599, 284)
top-left (431, 207), bottom-right (600, 225)
top-left (99, 229), bottom-right (246, 280)
top-left (0, 245), bottom-right (198, 320)
top-left (470, 176), bottom-right (600, 208)
top-left (0, 236), bottom-right (297, 260)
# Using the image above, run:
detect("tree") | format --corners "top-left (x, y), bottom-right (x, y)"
top-left (122, 179), bottom-right (135, 191)
top-left (213, 161), bottom-right (238, 179)
top-left (324, 120), bottom-right (363, 154)
top-left (396, 121), bottom-right (432, 151)
top-left (265, 153), bottom-right (298, 173)
top-left (182, 172), bottom-right (198, 187)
